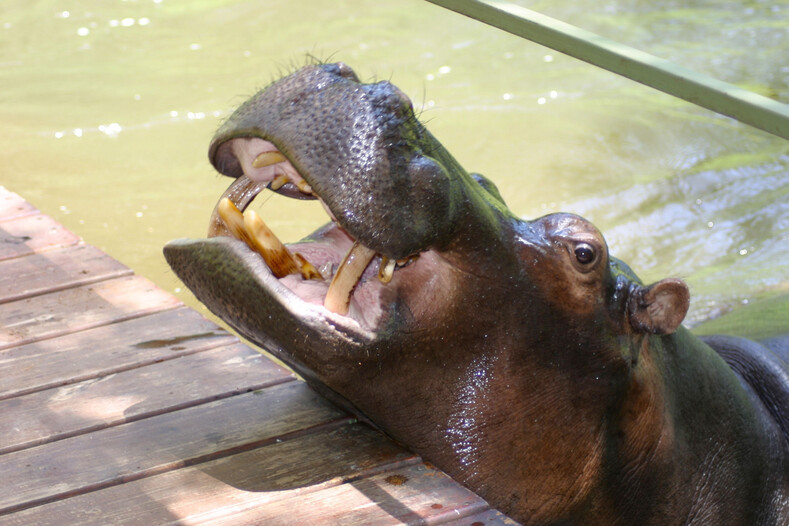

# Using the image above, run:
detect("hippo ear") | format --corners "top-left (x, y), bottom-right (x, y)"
top-left (470, 173), bottom-right (507, 206)
top-left (627, 278), bottom-right (690, 335)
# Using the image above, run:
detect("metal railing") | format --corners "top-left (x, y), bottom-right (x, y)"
top-left (426, 0), bottom-right (789, 140)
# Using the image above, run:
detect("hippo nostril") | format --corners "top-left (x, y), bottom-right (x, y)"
top-left (391, 85), bottom-right (414, 114)
top-left (369, 82), bottom-right (414, 117)
top-left (333, 62), bottom-right (360, 82)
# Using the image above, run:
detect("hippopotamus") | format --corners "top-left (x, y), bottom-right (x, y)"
top-left (164, 63), bottom-right (789, 524)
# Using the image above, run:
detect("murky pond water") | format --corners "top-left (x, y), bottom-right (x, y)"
top-left (2, 0), bottom-right (787, 327)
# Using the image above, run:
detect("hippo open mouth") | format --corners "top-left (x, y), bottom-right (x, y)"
top-left (204, 139), bottom-right (422, 335)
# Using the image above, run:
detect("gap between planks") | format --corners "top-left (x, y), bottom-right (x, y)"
top-left (0, 308), bottom-right (238, 401)
top-left (0, 382), bottom-right (355, 515)
top-left (0, 342), bottom-right (298, 455)
top-left (0, 274), bottom-right (183, 351)
top-left (0, 244), bottom-right (133, 305)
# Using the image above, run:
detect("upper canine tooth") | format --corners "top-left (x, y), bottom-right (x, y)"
top-left (378, 257), bottom-right (396, 284)
top-left (269, 174), bottom-right (290, 191)
top-left (242, 210), bottom-right (302, 278)
top-left (324, 241), bottom-right (376, 315)
top-left (296, 179), bottom-right (313, 194)
top-left (252, 151), bottom-right (287, 168)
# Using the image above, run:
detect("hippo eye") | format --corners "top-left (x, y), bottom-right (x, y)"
top-left (574, 243), bottom-right (596, 266)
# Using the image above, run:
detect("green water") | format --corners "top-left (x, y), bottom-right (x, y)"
top-left (2, 0), bottom-right (787, 326)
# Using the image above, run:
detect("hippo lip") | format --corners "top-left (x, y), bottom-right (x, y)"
top-left (205, 137), bottom-right (420, 335)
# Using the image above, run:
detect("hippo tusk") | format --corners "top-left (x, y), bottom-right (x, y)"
top-left (252, 151), bottom-right (287, 168)
top-left (269, 174), bottom-right (290, 190)
top-left (242, 209), bottom-right (303, 278)
top-left (208, 175), bottom-right (267, 238)
top-left (293, 252), bottom-right (323, 281)
top-left (324, 241), bottom-right (376, 315)
top-left (295, 179), bottom-right (313, 195)
top-left (215, 197), bottom-right (322, 281)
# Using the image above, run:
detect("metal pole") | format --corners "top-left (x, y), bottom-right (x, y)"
top-left (426, 0), bottom-right (789, 140)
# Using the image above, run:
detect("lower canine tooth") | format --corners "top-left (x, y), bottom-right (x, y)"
top-left (216, 198), bottom-right (321, 281)
top-left (242, 210), bottom-right (302, 278)
top-left (216, 197), bottom-right (250, 241)
top-left (294, 253), bottom-right (323, 281)
top-left (324, 241), bottom-right (376, 315)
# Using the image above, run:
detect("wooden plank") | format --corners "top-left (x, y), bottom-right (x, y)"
top-left (0, 275), bottom-right (182, 350)
top-left (0, 188), bottom-right (37, 222)
top-left (1, 424), bottom-right (418, 526)
top-left (0, 382), bottom-right (349, 514)
top-left (0, 307), bottom-right (237, 400)
top-left (0, 244), bottom-right (132, 304)
top-left (202, 462), bottom-right (489, 525)
top-left (0, 342), bottom-right (294, 455)
top-left (443, 509), bottom-right (520, 525)
top-left (0, 213), bottom-right (80, 262)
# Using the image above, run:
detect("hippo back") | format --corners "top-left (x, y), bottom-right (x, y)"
top-left (702, 334), bottom-right (789, 444)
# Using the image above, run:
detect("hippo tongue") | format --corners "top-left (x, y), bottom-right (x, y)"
top-left (209, 174), bottom-right (377, 316)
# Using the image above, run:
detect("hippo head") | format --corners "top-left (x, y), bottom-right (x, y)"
top-left (164, 63), bottom-right (691, 521)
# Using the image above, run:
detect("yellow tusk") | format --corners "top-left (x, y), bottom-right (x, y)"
top-left (269, 174), bottom-right (290, 190)
top-left (295, 179), bottom-right (313, 195)
top-left (324, 241), bottom-right (376, 315)
top-left (242, 210), bottom-right (301, 278)
top-left (252, 151), bottom-right (287, 168)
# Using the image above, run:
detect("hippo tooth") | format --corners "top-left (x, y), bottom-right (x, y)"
top-left (251, 151), bottom-right (287, 168)
top-left (397, 254), bottom-right (419, 267)
top-left (269, 174), bottom-right (290, 190)
top-left (293, 252), bottom-right (323, 281)
top-left (216, 197), bottom-right (252, 242)
top-left (377, 257), bottom-right (396, 284)
top-left (209, 176), bottom-right (267, 237)
top-left (324, 241), bottom-right (376, 315)
top-left (217, 198), bottom-right (322, 281)
top-left (261, 165), bottom-right (313, 196)
top-left (318, 261), bottom-right (334, 281)
top-left (242, 209), bottom-right (303, 279)
top-left (295, 179), bottom-right (313, 195)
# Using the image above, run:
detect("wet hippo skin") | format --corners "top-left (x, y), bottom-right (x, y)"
top-left (164, 63), bottom-right (789, 525)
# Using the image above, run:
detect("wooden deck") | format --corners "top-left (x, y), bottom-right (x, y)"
top-left (0, 187), bottom-right (515, 525)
